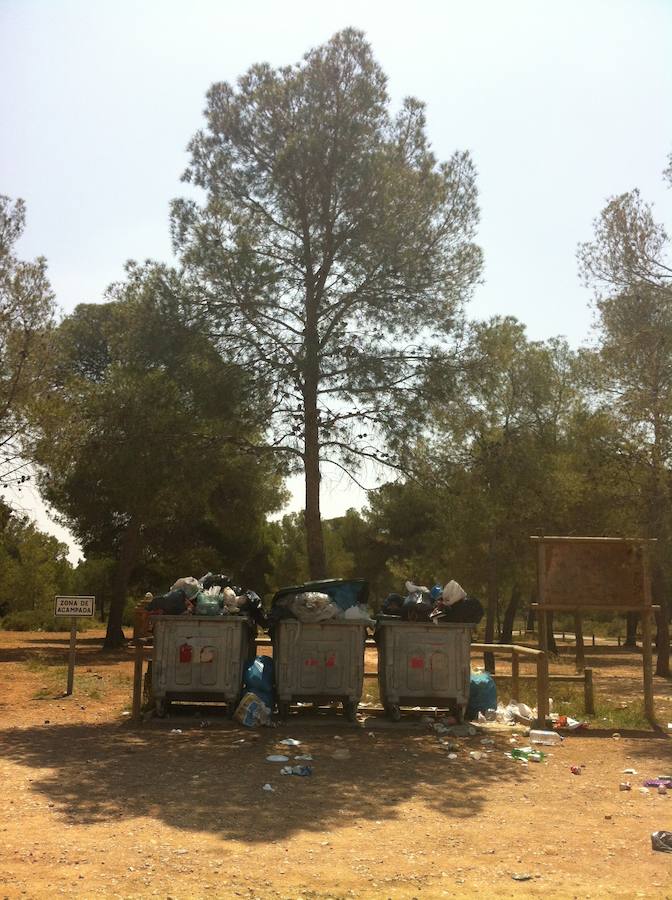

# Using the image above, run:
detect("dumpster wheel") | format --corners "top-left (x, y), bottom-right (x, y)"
top-left (385, 703), bottom-right (401, 722)
top-left (343, 699), bottom-right (359, 722)
top-left (155, 698), bottom-right (171, 718)
top-left (278, 701), bottom-right (291, 721)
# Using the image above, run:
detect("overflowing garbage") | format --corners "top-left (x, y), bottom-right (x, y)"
top-left (234, 656), bottom-right (275, 726)
top-left (145, 572), bottom-right (266, 626)
top-left (267, 579), bottom-right (372, 634)
top-left (379, 579), bottom-right (483, 624)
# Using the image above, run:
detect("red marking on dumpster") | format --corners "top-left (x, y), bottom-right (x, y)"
top-left (179, 643), bottom-right (192, 664)
top-left (410, 656), bottom-right (425, 669)
top-left (325, 655), bottom-right (336, 668)
top-left (304, 658), bottom-right (319, 667)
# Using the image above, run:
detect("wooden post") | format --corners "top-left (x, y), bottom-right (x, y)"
top-left (583, 667), bottom-right (594, 715)
top-left (132, 638), bottom-right (144, 723)
top-left (511, 649), bottom-right (520, 700)
top-left (65, 620), bottom-right (77, 695)
top-left (534, 651), bottom-right (549, 727)
top-left (642, 545), bottom-right (655, 721)
top-left (574, 612), bottom-right (585, 673)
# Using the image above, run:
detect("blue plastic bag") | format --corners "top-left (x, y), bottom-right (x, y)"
top-left (243, 656), bottom-right (274, 709)
top-left (466, 672), bottom-right (497, 720)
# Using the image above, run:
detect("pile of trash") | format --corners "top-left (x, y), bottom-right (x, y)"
top-left (235, 656), bottom-right (275, 727)
top-left (145, 573), bottom-right (266, 626)
top-left (267, 579), bottom-right (372, 634)
top-left (379, 580), bottom-right (484, 625)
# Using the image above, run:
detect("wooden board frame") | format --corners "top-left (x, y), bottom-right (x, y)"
top-left (531, 536), bottom-right (657, 721)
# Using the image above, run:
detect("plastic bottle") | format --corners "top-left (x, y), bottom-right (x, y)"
top-left (510, 748), bottom-right (546, 763)
top-left (529, 729), bottom-right (562, 745)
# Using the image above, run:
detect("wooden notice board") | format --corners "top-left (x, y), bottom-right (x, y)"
top-left (531, 536), bottom-right (657, 721)
top-left (532, 537), bottom-right (652, 611)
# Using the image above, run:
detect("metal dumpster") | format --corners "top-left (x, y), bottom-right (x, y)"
top-left (273, 620), bottom-right (368, 721)
top-left (376, 619), bottom-right (472, 721)
top-left (151, 615), bottom-right (253, 717)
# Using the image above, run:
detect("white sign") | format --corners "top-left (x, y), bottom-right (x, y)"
top-left (54, 595), bottom-right (96, 617)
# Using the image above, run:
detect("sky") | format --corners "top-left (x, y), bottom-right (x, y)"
top-left (1, 0), bottom-right (671, 560)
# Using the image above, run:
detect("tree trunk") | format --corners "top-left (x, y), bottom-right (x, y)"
top-left (624, 612), bottom-right (638, 648)
top-left (483, 539), bottom-right (497, 673)
top-left (104, 521), bottom-right (141, 649)
top-left (526, 598), bottom-right (535, 633)
top-left (546, 611), bottom-right (558, 655)
top-left (302, 283), bottom-right (327, 581)
top-left (500, 584), bottom-right (521, 644)
top-left (653, 567), bottom-right (670, 677)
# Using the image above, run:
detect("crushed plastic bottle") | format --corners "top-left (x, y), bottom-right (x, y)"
top-left (509, 747), bottom-right (546, 763)
top-left (530, 729), bottom-right (562, 746)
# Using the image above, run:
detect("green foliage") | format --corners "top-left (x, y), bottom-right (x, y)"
top-left (2, 610), bottom-right (89, 632)
top-left (0, 500), bottom-right (73, 620)
top-left (0, 195), bottom-right (55, 488)
top-left (172, 28), bottom-right (482, 575)
top-left (28, 263), bottom-right (286, 645)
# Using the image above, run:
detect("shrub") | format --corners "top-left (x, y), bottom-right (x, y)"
top-left (1, 609), bottom-right (88, 632)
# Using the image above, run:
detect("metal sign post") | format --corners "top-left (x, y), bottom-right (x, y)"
top-left (54, 596), bottom-right (95, 696)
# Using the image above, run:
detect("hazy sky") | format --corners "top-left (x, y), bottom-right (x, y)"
top-left (2, 0), bottom-right (671, 558)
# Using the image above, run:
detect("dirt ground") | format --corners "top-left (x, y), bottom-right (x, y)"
top-left (1, 630), bottom-right (671, 899)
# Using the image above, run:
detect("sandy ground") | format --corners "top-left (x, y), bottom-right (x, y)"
top-left (1, 630), bottom-right (671, 899)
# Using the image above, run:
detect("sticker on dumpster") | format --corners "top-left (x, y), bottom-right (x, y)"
top-left (179, 643), bottom-right (192, 663)
top-left (304, 658), bottom-right (319, 667)
top-left (325, 655), bottom-right (336, 668)
top-left (410, 657), bottom-right (425, 669)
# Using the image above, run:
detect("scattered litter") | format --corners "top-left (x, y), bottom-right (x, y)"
top-left (444, 724), bottom-right (477, 737)
top-left (266, 755), bottom-right (290, 762)
top-left (480, 738), bottom-right (495, 746)
top-left (619, 782), bottom-right (631, 791)
top-left (367, 732), bottom-right (376, 738)
top-left (333, 735), bottom-right (343, 741)
top-left (469, 751), bottom-right (483, 761)
top-left (612, 732), bottom-right (621, 740)
top-left (657, 785), bottom-right (667, 796)
top-left (170, 729), bottom-right (183, 734)
top-left (511, 873), bottom-right (533, 881)
top-left (294, 754), bottom-right (313, 761)
top-left (623, 768), bottom-right (638, 775)
top-left (121, 711), bottom-right (131, 717)
top-left (448, 753), bottom-right (458, 760)
top-left (332, 748), bottom-right (351, 760)
top-left (553, 715), bottom-right (587, 731)
top-left (176, 848), bottom-right (188, 855)
top-left (530, 729), bottom-right (562, 745)
top-left (643, 778), bottom-right (672, 789)
top-left (280, 765), bottom-right (312, 777)
top-left (262, 784), bottom-right (275, 792)
top-left (651, 831), bottom-right (672, 853)
top-left (279, 738), bottom-right (302, 746)
top-left (639, 787), bottom-right (650, 795)
top-left (570, 766), bottom-right (581, 775)
top-left (234, 692), bottom-right (271, 728)
top-left (509, 747), bottom-right (545, 763)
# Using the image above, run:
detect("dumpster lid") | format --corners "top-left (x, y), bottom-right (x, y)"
top-left (272, 578), bottom-right (368, 610)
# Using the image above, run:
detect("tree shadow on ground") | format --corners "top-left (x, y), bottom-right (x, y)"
top-left (0, 717), bottom-right (531, 842)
